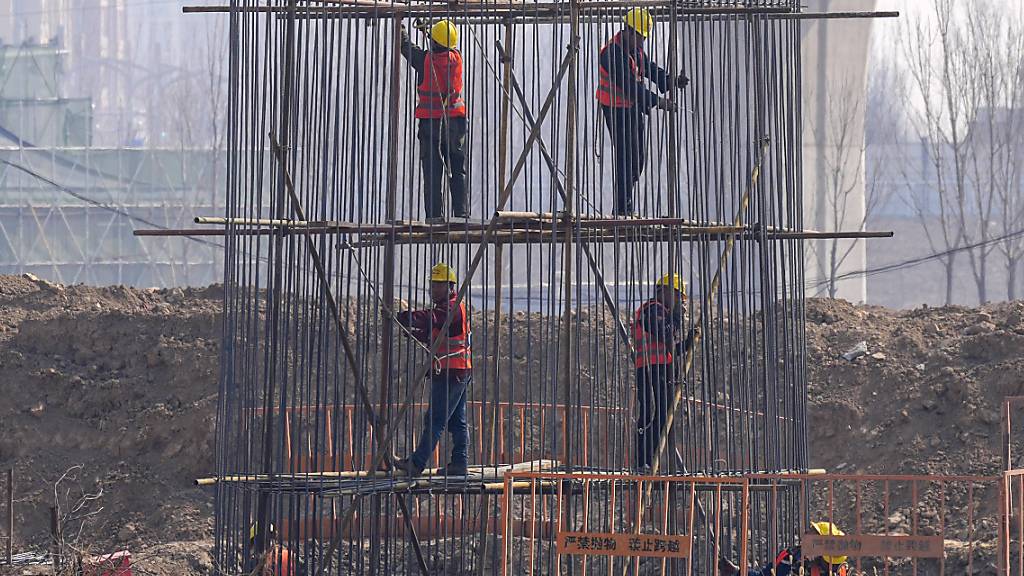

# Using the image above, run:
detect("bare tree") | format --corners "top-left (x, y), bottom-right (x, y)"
top-left (49, 466), bottom-right (104, 575)
top-left (808, 74), bottom-right (891, 299)
top-left (961, 2), bottom-right (1024, 300)
top-left (899, 0), bottom-right (977, 305)
top-left (203, 16), bottom-right (229, 211)
top-left (898, 0), bottom-right (1024, 305)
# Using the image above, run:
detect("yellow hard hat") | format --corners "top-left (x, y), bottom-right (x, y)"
top-left (249, 522), bottom-right (275, 542)
top-left (810, 521), bottom-right (847, 565)
top-left (430, 262), bottom-right (457, 284)
top-left (655, 273), bottom-right (686, 295)
top-left (430, 20), bottom-right (459, 49)
top-left (624, 8), bottom-right (654, 38)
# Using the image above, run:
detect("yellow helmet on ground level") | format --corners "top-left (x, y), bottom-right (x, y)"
top-left (624, 8), bottom-right (654, 38)
top-left (431, 20), bottom-right (459, 49)
top-left (655, 273), bottom-right (687, 296)
top-left (430, 263), bottom-right (457, 284)
top-left (810, 521), bottom-right (847, 565)
top-left (249, 522), bottom-right (275, 542)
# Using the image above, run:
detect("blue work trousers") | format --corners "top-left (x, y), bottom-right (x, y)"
top-left (410, 371), bottom-right (471, 469)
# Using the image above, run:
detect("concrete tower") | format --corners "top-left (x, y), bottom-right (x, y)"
top-left (802, 0), bottom-right (878, 302)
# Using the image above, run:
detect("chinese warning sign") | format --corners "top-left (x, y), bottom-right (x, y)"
top-left (556, 532), bottom-right (691, 558)
top-left (803, 534), bottom-right (944, 559)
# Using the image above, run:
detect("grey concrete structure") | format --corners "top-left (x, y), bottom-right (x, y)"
top-left (801, 0), bottom-right (878, 302)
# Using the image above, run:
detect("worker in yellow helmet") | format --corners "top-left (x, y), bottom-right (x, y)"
top-left (631, 272), bottom-right (694, 472)
top-left (400, 19), bottom-right (469, 223)
top-left (719, 521), bottom-right (852, 576)
top-left (596, 8), bottom-right (689, 217)
top-left (395, 263), bottom-right (473, 477)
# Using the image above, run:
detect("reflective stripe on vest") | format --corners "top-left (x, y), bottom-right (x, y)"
top-left (596, 32), bottom-right (644, 108)
top-left (633, 300), bottom-right (673, 368)
top-left (416, 50), bottom-right (467, 119)
top-left (431, 300), bottom-right (473, 370)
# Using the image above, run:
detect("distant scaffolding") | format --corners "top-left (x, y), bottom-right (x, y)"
top-left (191, 0), bottom-right (894, 574)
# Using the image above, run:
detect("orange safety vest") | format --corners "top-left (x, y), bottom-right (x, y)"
top-left (432, 299), bottom-right (472, 370)
top-left (596, 32), bottom-right (645, 108)
top-left (416, 49), bottom-right (467, 119)
top-left (633, 300), bottom-right (673, 368)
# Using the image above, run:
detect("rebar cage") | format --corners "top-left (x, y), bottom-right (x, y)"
top-left (207, 0), bottom-right (815, 574)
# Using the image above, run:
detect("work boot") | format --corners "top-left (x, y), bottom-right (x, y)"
top-left (394, 457), bottom-right (424, 477)
top-left (438, 462), bottom-right (469, 476)
top-left (424, 216), bottom-right (447, 225)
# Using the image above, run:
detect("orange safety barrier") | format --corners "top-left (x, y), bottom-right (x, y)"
top-left (499, 471), bottom-right (750, 576)
top-left (1005, 396), bottom-right (1024, 472)
top-left (498, 471), bottom-right (1009, 575)
top-left (748, 473), bottom-right (1004, 576)
top-left (1006, 468), bottom-right (1024, 575)
top-left (253, 402), bottom-right (634, 472)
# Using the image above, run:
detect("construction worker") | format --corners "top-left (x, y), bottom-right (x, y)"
top-left (247, 523), bottom-right (295, 576)
top-left (400, 19), bottom-right (469, 222)
top-left (632, 272), bottom-right (694, 472)
top-left (597, 8), bottom-right (689, 217)
top-left (395, 263), bottom-right (472, 476)
top-left (718, 522), bottom-right (853, 576)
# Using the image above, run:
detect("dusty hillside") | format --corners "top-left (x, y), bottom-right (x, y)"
top-left (0, 275), bottom-right (221, 574)
top-left (805, 298), bottom-right (1024, 477)
top-left (1, 274), bottom-right (1022, 573)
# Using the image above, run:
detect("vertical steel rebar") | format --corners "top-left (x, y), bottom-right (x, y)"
top-left (210, 2), bottom-right (838, 573)
top-left (5, 468), bottom-right (11, 566)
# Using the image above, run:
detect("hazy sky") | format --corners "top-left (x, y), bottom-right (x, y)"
top-left (871, 0), bottom-right (1024, 55)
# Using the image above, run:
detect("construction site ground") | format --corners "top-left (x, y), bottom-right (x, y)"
top-left (1, 273), bottom-right (1023, 574)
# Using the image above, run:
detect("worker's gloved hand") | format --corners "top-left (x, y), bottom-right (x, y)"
top-left (675, 74), bottom-right (690, 89)
top-left (657, 97), bottom-right (678, 113)
top-left (413, 17), bottom-right (431, 32)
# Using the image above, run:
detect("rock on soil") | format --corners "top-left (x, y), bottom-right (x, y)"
top-left (2, 274), bottom-right (1023, 574)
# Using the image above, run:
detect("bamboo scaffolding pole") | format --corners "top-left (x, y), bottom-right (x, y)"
top-left (5, 468), bottom-right (11, 567)
top-left (183, 4), bottom-right (898, 21)
top-left (136, 226), bottom-right (894, 242)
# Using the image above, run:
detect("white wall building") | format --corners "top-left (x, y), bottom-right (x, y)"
top-left (801, 0), bottom-right (880, 302)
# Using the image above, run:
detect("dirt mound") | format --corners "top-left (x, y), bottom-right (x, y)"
top-left (2, 274), bottom-right (1022, 574)
top-left (806, 298), bottom-right (1024, 477)
top-left (0, 275), bottom-right (222, 568)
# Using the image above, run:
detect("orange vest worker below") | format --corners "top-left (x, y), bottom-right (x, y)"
top-left (247, 523), bottom-right (296, 576)
top-left (597, 8), bottom-right (689, 216)
top-left (632, 273), bottom-right (693, 472)
top-left (395, 263), bottom-right (473, 477)
top-left (719, 522), bottom-right (852, 576)
top-left (400, 20), bottom-right (469, 222)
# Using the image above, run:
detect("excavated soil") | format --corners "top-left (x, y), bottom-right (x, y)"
top-left (1, 274), bottom-right (1022, 574)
